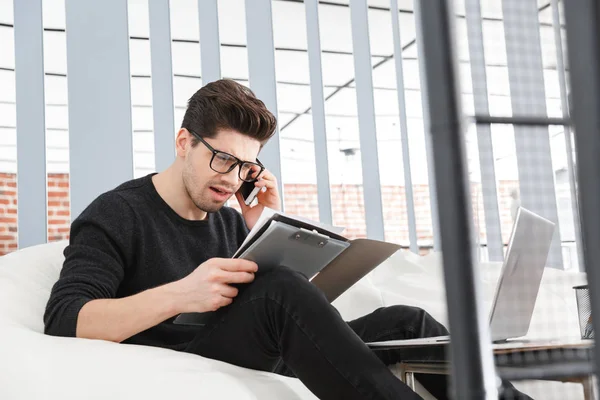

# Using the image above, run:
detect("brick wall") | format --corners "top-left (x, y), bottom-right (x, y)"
top-left (0, 173), bottom-right (70, 256)
top-left (0, 172), bottom-right (519, 256)
top-left (47, 174), bottom-right (71, 243)
top-left (0, 173), bottom-right (18, 255)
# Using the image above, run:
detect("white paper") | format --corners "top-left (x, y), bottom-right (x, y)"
top-left (234, 207), bottom-right (345, 258)
top-left (234, 208), bottom-right (279, 257)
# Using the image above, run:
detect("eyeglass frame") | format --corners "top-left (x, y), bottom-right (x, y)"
top-left (186, 129), bottom-right (265, 182)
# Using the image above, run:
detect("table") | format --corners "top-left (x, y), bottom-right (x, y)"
top-left (370, 337), bottom-right (596, 399)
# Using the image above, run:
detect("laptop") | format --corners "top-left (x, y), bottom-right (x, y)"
top-left (367, 207), bottom-right (555, 348)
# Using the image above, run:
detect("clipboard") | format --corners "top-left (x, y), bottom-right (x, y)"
top-left (173, 209), bottom-right (401, 326)
top-left (236, 221), bottom-right (351, 279)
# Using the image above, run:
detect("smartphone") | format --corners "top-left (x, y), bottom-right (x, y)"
top-left (238, 180), bottom-right (261, 206)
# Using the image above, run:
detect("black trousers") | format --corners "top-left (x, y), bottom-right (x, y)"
top-left (184, 266), bottom-right (532, 400)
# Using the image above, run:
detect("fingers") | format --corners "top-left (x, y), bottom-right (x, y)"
top-left (254, 179), bottom-right (276, 191)
top-left (254, 170), bottom-right (278, 191)
top-left (213, 258), bottom-right (258, 273)
top-left (218, 270), bottom-right (256, 284)
top-left (211, 295), bottom-right (233, 311)
top-left (218, 283), bottom-right (239, 298)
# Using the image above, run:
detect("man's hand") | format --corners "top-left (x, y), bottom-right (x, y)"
top-left (172, 258), bottom-right (258, 313)
top-left (235, 169), bottom-right (281, 230)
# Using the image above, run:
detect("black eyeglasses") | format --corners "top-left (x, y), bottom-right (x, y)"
top-left (188, 130), bottom-right (265, 182)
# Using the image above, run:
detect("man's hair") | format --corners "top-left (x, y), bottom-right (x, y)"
top-left (181, 79), bottom-right (277, 146)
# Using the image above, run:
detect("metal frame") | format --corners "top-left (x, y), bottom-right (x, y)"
top-left (563, 0), bottom-right (600, 395)
top-left (13, 0), bottom-right (47, 248)
top-left (416, 0), bottom-right (497, 398)
top-left (397, 362), bottom-right (596, 400)
top-left (149, 0), bottom-right (176, 172)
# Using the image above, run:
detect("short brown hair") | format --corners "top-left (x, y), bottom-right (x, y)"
top-left (181, 79), bottom-right (277, 146)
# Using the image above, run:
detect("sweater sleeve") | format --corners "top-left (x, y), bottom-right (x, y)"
top-left (43, 192), bottom-right (136, 338)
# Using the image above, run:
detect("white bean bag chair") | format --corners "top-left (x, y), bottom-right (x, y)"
top-left (0, 241), bottom-right (587, 399)
top-left (0, 241), bottom-right (318, 400)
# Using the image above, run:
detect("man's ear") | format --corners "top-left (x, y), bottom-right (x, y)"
top-left (175, 128), bottom-right (190, 157)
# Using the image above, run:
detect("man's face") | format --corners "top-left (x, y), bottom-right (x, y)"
top-left (182, 129), bottom-right (261, 213)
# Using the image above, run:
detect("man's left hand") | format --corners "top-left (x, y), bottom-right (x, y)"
top-left (235, 169), bottom-right (281, 230)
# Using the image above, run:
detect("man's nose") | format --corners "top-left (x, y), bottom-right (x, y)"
top-left (221, 167), bottom-right (241, 187)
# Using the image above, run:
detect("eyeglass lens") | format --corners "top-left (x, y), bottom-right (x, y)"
top-left (211, 152), bottom-right (261, 182)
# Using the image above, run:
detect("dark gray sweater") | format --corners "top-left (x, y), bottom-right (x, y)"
top-left (43, 174), bottom-right (249, 350)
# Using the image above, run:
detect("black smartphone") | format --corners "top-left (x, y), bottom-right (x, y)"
top-left (238, 180), bottom-right (261, 206)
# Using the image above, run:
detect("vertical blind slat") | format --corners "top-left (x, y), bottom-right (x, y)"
top-left (390, 0), bottom-right (418, 252)
top-left (349, 0), bottom-right (385, 240)
top-left (305, 0), bottom-right (333, 225)
top-left (502, 0), bottom-right (564, 268)
top-left (65, 0), bottom-right (134, 219)
top-left (465, 0), bottom-right (504, 261)
top-left (149, 0), bottom-right (176, 172)
top-left (245, 0), bottom-right (284, 206)
top-left (198, 0), bottom-right (222, 85)
top-left (14, 0), bottom-right (48, 248)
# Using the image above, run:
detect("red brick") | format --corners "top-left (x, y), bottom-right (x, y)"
top-left (48, 219), bottom-right (69, 225)
top-left (48, 200), bottom-right (62, 207)
top-left (58, 181), bottom-right (69, 188)
top-left (0, 190), bottom-right (16, 197)
top-left (48, 191), bottom-right (66, 198)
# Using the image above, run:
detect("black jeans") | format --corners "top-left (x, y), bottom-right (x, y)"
top-left (184, 266), bottom-right (531, 400)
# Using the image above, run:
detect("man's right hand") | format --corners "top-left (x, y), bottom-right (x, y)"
top-left (172, 258), bottom-right (258, 314)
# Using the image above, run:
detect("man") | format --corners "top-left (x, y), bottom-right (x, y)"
top-left (44, 79), bottom-right (529, 400)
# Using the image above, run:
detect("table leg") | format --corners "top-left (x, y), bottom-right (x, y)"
top-left (582, 376), bottom-right (596, 400)
top-left (405, 372), bottom-right (416, 391)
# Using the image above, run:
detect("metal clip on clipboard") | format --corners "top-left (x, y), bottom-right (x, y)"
top-left (291, 228), bottom-right (330, 248)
